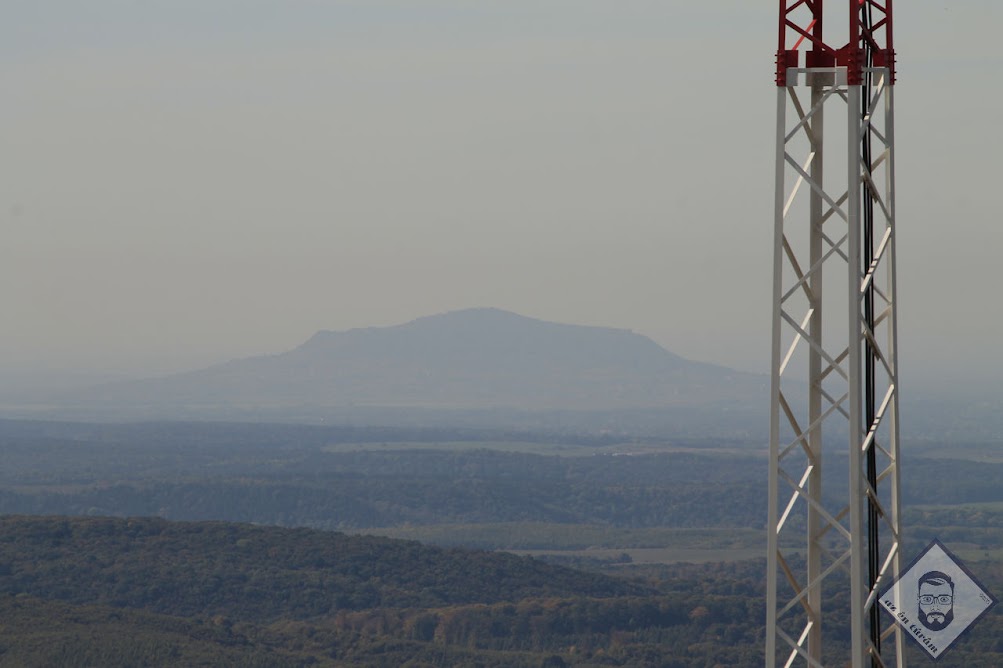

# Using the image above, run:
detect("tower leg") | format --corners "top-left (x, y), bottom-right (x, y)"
top-left (806, 80), bottom-right (825, 662)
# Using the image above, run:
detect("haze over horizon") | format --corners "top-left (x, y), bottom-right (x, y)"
top-left (3, 1), bottom-right (1001, 395)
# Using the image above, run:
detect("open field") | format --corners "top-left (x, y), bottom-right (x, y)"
top-left (508, 545), bottom-right (765, 565)
top-left (322, 439), bottom-right (766, 457)
top-left (358, 524), bottom-right (768, 565)
top-left (323, 440), bottom-right (608, 457)
top-left (909, 441), bottom-right (1003, 463)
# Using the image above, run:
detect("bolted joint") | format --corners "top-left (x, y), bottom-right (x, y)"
top-left (872, 49), bottom-right (897, 84)
top-left (775, 49), bottom-right (798, 86)
top-left (845, 47), bottom-right (864, 85)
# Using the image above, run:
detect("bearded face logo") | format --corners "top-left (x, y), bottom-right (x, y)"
top-left (918, 571), bottom-right (955, 632)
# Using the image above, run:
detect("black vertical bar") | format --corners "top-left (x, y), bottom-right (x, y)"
top-left (860, 2), bottom-right (882, 665)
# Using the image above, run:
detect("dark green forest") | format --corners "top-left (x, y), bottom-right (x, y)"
top-left (2, 516), bottom-right (1003, 666)
top-left (1, 420), bottom-right (1002, 665)
top-left (0, 515), bottom-right (763, 666)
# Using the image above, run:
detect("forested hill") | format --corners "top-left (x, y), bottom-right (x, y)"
top-left (0, 516), bottom-right (646, 622)
top-left (3, 515), bottom-right (1002, 665)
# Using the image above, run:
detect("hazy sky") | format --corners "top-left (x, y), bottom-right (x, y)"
top-left (2, 1), bottom-right (1000, 389)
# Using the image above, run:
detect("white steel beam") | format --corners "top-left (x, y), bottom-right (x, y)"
top-left (767, 65), bottom-right (903, 667)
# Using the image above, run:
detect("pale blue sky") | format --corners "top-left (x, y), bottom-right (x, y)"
top-left (1, 1), bottom-right (1000, 394)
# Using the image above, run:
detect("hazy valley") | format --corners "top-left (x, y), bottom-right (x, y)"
top-left (2, 416), bottom-right (1003, 665)
top-left (2, 310), bottom-right (1002, 665)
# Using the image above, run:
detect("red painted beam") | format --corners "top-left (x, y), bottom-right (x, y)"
top-left (776, 0), bottom-right (895, 86)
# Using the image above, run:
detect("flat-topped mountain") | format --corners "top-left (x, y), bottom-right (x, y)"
top-left (58, 309), bottom-right (767, 422)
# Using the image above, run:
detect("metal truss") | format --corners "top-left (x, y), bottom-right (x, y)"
top-left (765, 63), bottom-right (903, 667)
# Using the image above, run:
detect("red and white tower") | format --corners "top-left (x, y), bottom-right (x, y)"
top-left (767, 2), bottom-right (903, 666)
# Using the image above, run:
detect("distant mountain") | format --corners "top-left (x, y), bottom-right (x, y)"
top-left (59, 309), bottom-right (767, 419)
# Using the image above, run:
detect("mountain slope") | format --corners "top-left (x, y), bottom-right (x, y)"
top-left (68, 309), bottom-right (765, 414)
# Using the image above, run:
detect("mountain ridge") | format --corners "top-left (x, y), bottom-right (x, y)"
top-left (48, 308), bottom-right (767, 423)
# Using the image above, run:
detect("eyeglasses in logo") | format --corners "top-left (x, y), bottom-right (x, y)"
top-left (918, 595), bottom-right (953, 606)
